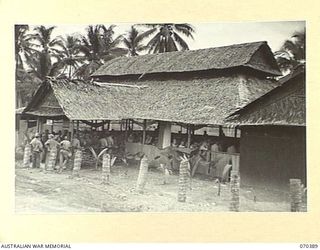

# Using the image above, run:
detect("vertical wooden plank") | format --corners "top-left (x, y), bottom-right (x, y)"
top-left (234, 126), bottom-right (238, 138)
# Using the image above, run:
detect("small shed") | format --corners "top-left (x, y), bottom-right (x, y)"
top-left (228, 65), bottom-right (306, 190)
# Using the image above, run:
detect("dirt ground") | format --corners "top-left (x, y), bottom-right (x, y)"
top-left (15, 160), bottom-right (306, 213)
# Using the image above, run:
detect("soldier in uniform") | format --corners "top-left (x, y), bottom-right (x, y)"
top-left (30, 133), bottom-right (43, 168)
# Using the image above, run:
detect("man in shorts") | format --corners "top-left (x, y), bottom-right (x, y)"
top-left (30, 132), bottom-right (43, 168)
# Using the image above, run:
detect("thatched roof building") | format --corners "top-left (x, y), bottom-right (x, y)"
top-left (92, 41), bottom-right (281, 78)
top-left (23, 76), bottom-right (279, 125)
top-left (23, 78), bottom-right (138, 120)
top-left (227, 65), bottom-right (305, 126)
top-left (24, 41), bottom-right (282, 127)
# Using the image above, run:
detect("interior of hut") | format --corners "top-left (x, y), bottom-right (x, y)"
top-left (16, 115), bottom-right (240, 182)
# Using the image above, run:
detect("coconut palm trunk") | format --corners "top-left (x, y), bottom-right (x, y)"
top-left (46, 147), bottom-right (57, 171)
top-left (178, 155), bottom-right (190, 202)
top-left (23, 144), bottom-right (31, 168)
top-left (101, 153), bottom-right (111, 184)
top-left (229, 170), bottom-right (240, 211)
top-left (72, 149), bottom-right (82, 177)
top-left (136, 155), bottom-right (148, 193)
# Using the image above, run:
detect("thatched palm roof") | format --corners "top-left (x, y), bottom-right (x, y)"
top-left (227, 66), bottom-right (305, 126)
top-left (92, 41), bottom-right (281, 78)
top-left (24, 78), bottom-right (135, 120)
top-left (24, 76), bottom-right (279, 125)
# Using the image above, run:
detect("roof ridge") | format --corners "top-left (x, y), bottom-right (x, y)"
top-left (92, 41), bottom-right (281, 77)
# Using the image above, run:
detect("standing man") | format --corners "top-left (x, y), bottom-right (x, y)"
top-left (30, 133), bottom-right (43, 168)
top-left (99, 134), bottom-right (108, 150)
top-left (72, 134), bottom-right (81, 152)
top-left (59, 136), bottom-right (72, 173)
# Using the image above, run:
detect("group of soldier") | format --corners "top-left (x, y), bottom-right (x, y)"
top-left (29, 132), bottom-right (81, 173)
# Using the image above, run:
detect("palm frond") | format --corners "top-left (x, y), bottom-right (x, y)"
top-left (173, 23), bottom-right (195, 39)
top-left (135, 27), bottom-right (158, 43)
top-left (173, 32), bottom-right (189, 50)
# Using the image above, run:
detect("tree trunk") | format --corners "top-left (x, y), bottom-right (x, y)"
top-left (101, 153), bottom-right (111, 184)
top-left (136, 155), bottom-right (148, 193)
top-left (23, 144), bottom-right (31, 168)
top-left (178, 158), bottom-right (189, 202)
top-left (72, 149), bottom-right (82, 177)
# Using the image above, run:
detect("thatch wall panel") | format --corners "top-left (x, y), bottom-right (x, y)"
top-left (228, 69), bottom-right (305, 126)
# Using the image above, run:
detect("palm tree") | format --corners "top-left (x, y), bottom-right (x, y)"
top-left (138, 23), bottom-right (195, 54)
top-left (15, 25), bottom-right (38, 80)
top-left (58, 35), bottom-right (83, 79)
top-left (122, 26), bottom-right (155, 56)
top-left (75, 25), bottom-right (127, 80)
top-left (27, 26), bottom-right (64, 80)
top-left (274, 30), bottom-right (305, 74)
top-left (15, 25), bottom-right (41, 107)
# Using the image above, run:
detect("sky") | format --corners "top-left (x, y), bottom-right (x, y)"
top-left (49, 21), bottom-right (305, 52)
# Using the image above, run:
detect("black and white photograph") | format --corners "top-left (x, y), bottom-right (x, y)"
top-left (15, 21), bottom-right (306, 213)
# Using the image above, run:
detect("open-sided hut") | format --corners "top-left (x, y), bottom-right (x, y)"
top-left (91, 41), bottom-right (281, 145)
top-left (22, 41), bottom-right (283, 177)
top-left (227, 65), bottom-right (306, 190)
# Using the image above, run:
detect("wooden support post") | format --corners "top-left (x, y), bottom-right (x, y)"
top-left (229, 170), bottom-right (240, 212)
top-left (187, 124), bottom-right (191, 148)
top-left (124, 119), bottom-right (128, 142)
top-left (107, 120), bottom-right (110, 131)
top-left (234, 127), bottom-right (238, 138)
top-left (70, 120), bottom-right (74, 141)
top-left (51, 120), bottom-right (54, 133)
top-left (76, 120), bottom-right (80, 134)
top-left (290, 179), bottom-right (302, 212)
top-left (142, 119), bottom-right (147, 145)
top-left (36, 117), bottom-right (40, 132)
top-left (158, 121), bottom-right (171, 149)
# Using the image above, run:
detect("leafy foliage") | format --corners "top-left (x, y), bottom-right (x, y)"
top-left (74, 25), bottom-right (127, 80)
top-left (137, 23), bottom-right (195, 53)
top-left (274, 30), bottom-right (305, 74)
top-left (122, 26), bottom-right (154, 56)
